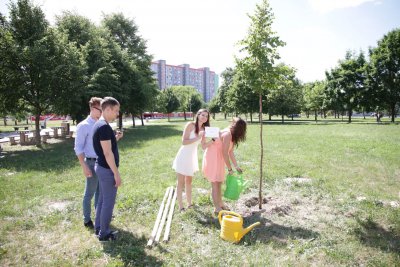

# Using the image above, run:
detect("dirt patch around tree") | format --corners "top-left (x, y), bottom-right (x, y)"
top-left (225, 179), bottom-right (347, 239)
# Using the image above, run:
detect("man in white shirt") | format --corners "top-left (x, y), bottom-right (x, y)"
top-left (74, 97), bottom-right (103, 229)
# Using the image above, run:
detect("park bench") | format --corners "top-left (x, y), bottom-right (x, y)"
top-left (51, 126), bottom-right (68, 138)
top-left (8, 136), bottom-right (18, 145)
top-left (14, 126), bottom-right (29, 131)
top-left (18, 130), bottom-right (35, 145)
top-left (51, 126), bottom-right (61, 138)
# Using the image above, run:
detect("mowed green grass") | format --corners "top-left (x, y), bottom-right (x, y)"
top-left (0, 117), bottom-right (399, 266)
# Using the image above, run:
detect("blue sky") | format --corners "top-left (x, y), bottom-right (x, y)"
top-left (1, 0), bottom-right (399, 82)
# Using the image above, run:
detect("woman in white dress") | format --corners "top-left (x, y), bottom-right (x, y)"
top-left (172, 109), bottom-right (210, 211)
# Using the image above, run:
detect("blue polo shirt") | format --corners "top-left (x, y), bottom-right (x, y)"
top-left (92, 119), bottom-right (119, 169)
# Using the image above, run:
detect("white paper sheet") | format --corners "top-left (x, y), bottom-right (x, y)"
top-left (205, 127), bottom-right (220, 138)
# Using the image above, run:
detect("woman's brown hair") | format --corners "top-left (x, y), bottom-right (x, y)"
top-left (230, 117), bottom-right (247, 146)
top-left (194, 109), bottom-right (210, 134)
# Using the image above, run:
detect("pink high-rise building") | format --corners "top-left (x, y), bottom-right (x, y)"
top-left (151, 60), bottom-right (219, 102)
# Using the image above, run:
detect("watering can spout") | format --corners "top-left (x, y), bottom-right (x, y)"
top-left (241, 222), bottom-right (261, 238)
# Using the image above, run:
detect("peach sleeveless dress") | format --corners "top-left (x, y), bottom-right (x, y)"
top-left (202, 136), bottom-right (227, 182)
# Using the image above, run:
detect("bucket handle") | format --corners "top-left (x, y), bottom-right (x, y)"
top-left (218, 210), bottom-right (243, 225)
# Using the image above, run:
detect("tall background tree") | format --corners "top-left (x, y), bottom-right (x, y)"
top-left (229, 66), bottom-right (259, 122)
top-left (267, 64), bottom-right (302, 123)
top-left (158, 88), bottom-right (180, 122)
top-left (102, 13), bottom-right (156, 128)
top-left (325, 51), bottom-right (366, 123)
top-left (0, 11), bottom-right (20, 124)
top-left (369, 28), bottom-right (400, 123)
top-left (217, 67), bottom-right (236, 119)
top-left (55, 12), bottom-right (97, 123)
top-left (207, 96), bottom-right (220, 120)
top-left (236, 0), bottom-right (285, 208)
top-left (303, 81), bottom-right (326, 121)
top-left (0, 0), bottom-right (86, 145)
top-left (171, 86), bottom-right (203, 120)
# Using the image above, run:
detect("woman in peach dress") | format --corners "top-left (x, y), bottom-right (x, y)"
top-left (202, 117), bottom-right (247, 214)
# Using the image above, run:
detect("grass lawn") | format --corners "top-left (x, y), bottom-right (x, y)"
top-left (0, 116), bottom-right (399, 266)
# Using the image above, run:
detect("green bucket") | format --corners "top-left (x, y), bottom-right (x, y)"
top-left (224, 173), bottom-right (249, 200)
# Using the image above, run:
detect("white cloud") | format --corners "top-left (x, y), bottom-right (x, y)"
top-left (308, 0), bottom-right (380, 13)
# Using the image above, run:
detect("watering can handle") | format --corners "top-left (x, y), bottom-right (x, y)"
top-left (218, 210), bottom-right (243, 225)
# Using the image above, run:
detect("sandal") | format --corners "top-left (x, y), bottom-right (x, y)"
top-left (179, 207), bottom-right (186, 212)
top-left (187, 204), bottom-right (194, 209)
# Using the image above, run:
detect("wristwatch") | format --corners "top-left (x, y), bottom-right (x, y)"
top-left (211, 138), bottom-right (215, 142)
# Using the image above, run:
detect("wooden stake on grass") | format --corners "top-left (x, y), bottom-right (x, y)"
top-left (147, 186), bottom-right (171, 247)
top-left (155, 185), bottom-right (174, 243)
top-left (163, 187), bottom-right (177, 242)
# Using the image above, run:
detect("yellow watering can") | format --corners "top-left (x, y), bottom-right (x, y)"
top-left (218, 211), bottom-right (261, 243)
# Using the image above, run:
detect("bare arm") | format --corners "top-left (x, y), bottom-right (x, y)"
top-left (77, 153), bottom-right (92, 177)
top-left (181, 123), bottom-right (204, 145)
top-left (222, 132), bottom-right (233, 174)
top-left (229, 148), bottom-right (242, 173)
top-left (100, 140), bottom-right (121, 187)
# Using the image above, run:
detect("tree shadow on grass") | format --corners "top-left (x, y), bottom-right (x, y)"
top-left (0, 124), bottom-right (181, 173)
top-left (193, 209), bottom-right (220, 229)
top-left (353, 217), bottom-right (400, 254)
top-left (194, 209), bottom-right (319, 246)
top-left (244, 119), bottom-right (398, 126)
top-left (0, 139), bottom-right (77, 173)
top-left (101, 227), bottom-right (163, 266)
top-left (241, 211), bottom-right (320, 246)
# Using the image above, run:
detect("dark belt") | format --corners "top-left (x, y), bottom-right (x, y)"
top-left (85, 157), bottom-right (97, 161)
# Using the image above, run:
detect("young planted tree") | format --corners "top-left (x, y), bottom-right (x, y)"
top-left (237, 0), bottom-right (285, 209)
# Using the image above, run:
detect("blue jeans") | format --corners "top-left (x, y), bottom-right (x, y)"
top-left (95, 164), bottom-right (118, 238)
top-left (83, 159), bottom-right (99, 223)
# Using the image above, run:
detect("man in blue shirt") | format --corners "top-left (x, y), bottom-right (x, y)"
top-left (93, 97), bottom-right (123, 241)
top-left (74, 97), bottom-right (103, 229)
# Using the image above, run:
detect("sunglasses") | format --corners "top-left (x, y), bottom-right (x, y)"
top-left (93, 107), bottom-right (102, 112)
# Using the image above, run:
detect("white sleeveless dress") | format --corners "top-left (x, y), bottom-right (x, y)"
top-left (172, 130), bottom-right (201, 176)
